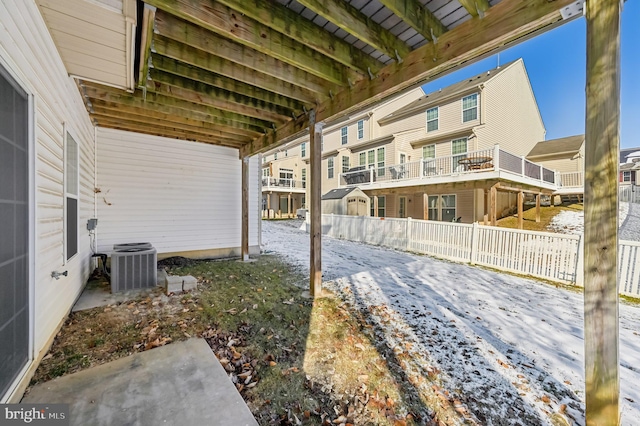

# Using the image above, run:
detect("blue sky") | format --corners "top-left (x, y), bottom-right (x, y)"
top-left (422, 1), bottom-right (639, 148)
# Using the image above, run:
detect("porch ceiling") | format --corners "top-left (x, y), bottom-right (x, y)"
top-left (76, 0), bottom-right (581, 156)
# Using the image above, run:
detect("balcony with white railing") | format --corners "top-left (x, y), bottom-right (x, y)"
top-left (339, 145), bottom-right (558, 190)
top-left (261, 177), bottom-right (306, 193)
top-left (555, 171), bottom-right (584, 193)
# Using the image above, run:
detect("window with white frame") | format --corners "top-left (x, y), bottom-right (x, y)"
top-left (377, 147), bottom-right (385, 177)
top-left (342, 156), bottom-right (350, 173)
top-left (462, 93), bottom-right (478, 122)
top-left (65, 131), bottom-right (79, 261)
top-left (422, 144), bottom-right (435, 159)
top-left (427, 195), bottom-right (439, 220)
top-left (285, 149), bottom-right (288, 157)
top-left (262, 168), bottom-right (269, 178)
top-left (274, 152), bottom-right (278, 160)
top-left (301, 142), bottom-right (306, 157)
top-left (623, 171), bottom-right (632, 182)
top-left (328, 157), bottom-right (334, 179)
top-left (357, 119), bottom-right (364, 139)
top-left (452, 137), bottom-right (468, 171)
top-left (426, 107), bottom-right (438, 132)
top-left (359, 152), bottom-right (366, 166)
top-left (341, 126), bottom-right (348, 145)
top-left (367, 149), bottom-right (375, 168)
top-left (301, 168), bottom-right (306, 188)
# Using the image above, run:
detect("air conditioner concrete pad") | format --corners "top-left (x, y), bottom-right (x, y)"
top-left (182, 275), bottom-right (198, 291)
top-left (23, 339), bottom-right (258, 426)
top-left (165, 275), bottom-right (184, 294)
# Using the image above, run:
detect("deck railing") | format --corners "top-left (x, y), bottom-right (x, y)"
top-left (340, 145), bottom-right (556, 187)
top-left (557, 171), bottom-right (584, 188)
top-left (262, 177), bottom-right (305, 190)
top-left (311, 214), bottom-right (640, 297)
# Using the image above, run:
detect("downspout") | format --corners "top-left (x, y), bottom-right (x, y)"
top-left (93, 125), bottom-right (98, 263)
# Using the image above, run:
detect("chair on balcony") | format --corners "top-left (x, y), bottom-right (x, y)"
top-left (423, 160), bottom-right (437, 176)
top-left (390, 167), bottom-right (399, 180)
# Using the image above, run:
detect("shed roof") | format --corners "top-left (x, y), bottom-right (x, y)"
top-left (527, 135), bottom-right (585, 159)
top-left (322, 187), bottom-right (361, 200)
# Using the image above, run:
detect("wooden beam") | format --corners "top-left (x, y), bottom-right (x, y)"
top-left (242, 0), bottom-right (578, 156)
top-left (378, 0), bottom-right (447, 42)
top-left (517, 191), bottom-right (523, 229)
top-left (214, 0), bottom-right (383, 74)
top-left (490, 185), bottom-right (497, 226)
top-left (154, 10), bottom-right (350, 87)
top-left (241, 156), bottom-right (250, 261)
top-left (584, 0), bottom-right (621, 422)
top-left (81, 81), bottom-right (274, 130)
top-left (296, 0), bottom-right (410, 61)
top-left (457, 0), bottom-right (490, 18)
top-left (151, 55), bottom-right (307, 111)
top-left (309, 110), bottom-right (322, 297)
top-left (90, 106), bottom-right (251, 143)
top-left (147, 73), bottom-right (292, 123)
top-left (422, 193), bottom-right (428, 220)
top-left (88, 98), bottom-right (262, 138)
top-left (92, 117), bottom-right (243, 148)
top-left (373, 196), bottom-right (379, 218)
top-left (535, 193), bottom-right (541, 223)
top-left (137, 4), bottom-right (156, 85)
top-left (152, 35), bottom-right (335, 97)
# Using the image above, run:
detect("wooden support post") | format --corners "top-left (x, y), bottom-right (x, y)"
top-left (517, 191), bottom-right (524, 229)
top-left (241, 156), bottom-right (250, 261)
top-left (373, 196), bottom-right (379, 217)
top-left (584, 0), bottom-right (621, 423)
top-left (535, 193), bottom-right (541, 223)
top-left (490, 185), bottom-right (497, 226)
top-left (309, 111), bottom-right (323, 297)
top-left (423, 193), bottom-right (428, 220)
top-left (288, 193), bottom-right (292, 218)
top-left (267, 192), bottom-right (271, 216)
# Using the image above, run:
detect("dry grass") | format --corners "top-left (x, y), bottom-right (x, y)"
top-left (496, 203), bottom-right (583, 232)
top-left (29, 255), bottom-right (464, 425)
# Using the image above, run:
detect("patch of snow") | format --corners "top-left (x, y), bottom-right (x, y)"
top-left (262, 220), bottom-right (640, 425)
top-left (547, 202), bottom-right (633, 237)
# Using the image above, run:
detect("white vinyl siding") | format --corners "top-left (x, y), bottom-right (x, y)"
top-left (97, 128), bottom-right (260, 255)
top-left (1, 0), bottom-right (97, 397)
top-left (426, 107), bottom-right (438, 132)
top-left (462, 93), bottom-right (478, 122)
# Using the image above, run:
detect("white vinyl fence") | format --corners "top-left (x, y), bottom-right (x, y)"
top-left (314, 214), bottom-right (640, 298)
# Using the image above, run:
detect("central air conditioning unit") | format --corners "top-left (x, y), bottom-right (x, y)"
top-left (110, 246), bottom-right (157, 293)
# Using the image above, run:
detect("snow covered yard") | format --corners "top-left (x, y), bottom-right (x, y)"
top-left (263, 220), bottom-right (640, 425)
top-left (547, 201), bottom-right (632, 237)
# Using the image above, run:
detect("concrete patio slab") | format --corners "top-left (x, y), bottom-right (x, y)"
top-left (23, 339), bottom-right (257, 426)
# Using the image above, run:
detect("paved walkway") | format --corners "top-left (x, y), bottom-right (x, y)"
top-left (24, 339), bottom-right (257, 426)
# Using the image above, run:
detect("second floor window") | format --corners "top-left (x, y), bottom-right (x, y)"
top-left (328, 157), bottom-right (334, 179)
top-left (357, 120), bottom-right (364, 139)
top-left (341, 126), bottom-right (348, 145)
top-left (462, 93), bottom-right (478, 122)
top-left (359, 152), bottom-right (366, 166)
top-left (301, 168), bottom-right (306, 188)
top-left (377, 147), bottom-right (385, 177)
top-left (422, 144), bottom-right (435, 159)
top-left (301, 142), bottom-right (306, 157)
top-left (623, 171), bottom-right (632, 182)
top-left (426, 107), bottom-right (438, 132)
top-left (342, 156), bottom-right (350, 173)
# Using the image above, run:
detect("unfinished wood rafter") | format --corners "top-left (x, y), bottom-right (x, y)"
top-left (213, 0), bottom-right (382, 74)
top-left (92, 116), bottom-right (244, 148)
top-left (91, 106), bottom-right (251, 143)
top-left (378, 0), bottom-right (447, 42)
top-left (457, 0), bottom-right (491, 18)
top-left (154, 10), bottom-right (350, 87)
top-left (151, 55), bottom-right (307, 111)
top-left (242, 0), bottom-right (578, 157)
top-left (147, 72), bottom-right (292, 123)
top-left (154, 34), bottom-right (332, 98)
top-left (81, 81), bottom-right (273, 130)
top-left (295, 0), bottom-right (411, 61)
top-left (137, 4), bottom-right (156, 86)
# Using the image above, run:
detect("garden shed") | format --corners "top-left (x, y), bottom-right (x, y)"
top-left (322, 188), bottom-right (370, 216)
